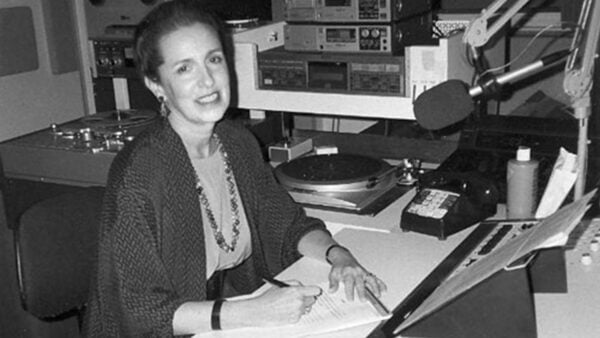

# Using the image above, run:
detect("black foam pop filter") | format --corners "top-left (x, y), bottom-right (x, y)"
top-left (413, 79), bottom-right (475, 130)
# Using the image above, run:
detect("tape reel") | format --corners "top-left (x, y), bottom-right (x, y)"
top-left (81, 109), bottom-right (158, 129)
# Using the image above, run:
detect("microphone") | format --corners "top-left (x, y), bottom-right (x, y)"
top-left (413, 80), bottom-right (474, 131)
top-left (413, 49), bottom-right (570, 130)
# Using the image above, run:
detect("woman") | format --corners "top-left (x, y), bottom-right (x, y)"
top-left (83, 0), bottom-right (386, 336)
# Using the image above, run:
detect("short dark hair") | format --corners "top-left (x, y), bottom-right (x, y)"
top-left (134, 0), bottom-right (230, 82)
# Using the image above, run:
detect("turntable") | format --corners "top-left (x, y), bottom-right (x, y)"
top-left (274, 154), bottom-right (412, 215)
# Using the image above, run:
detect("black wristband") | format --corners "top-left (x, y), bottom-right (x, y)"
top-left (325, 244), bottom-right (348, 265)
top-left (211, 299), bottom-right (226, 330)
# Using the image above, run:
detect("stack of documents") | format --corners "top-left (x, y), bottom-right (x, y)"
top-left (194, 281), bottom-right (390, 338)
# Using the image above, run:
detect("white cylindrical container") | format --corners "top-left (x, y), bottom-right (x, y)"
top-left (507, 146), bottom-right (539, 219)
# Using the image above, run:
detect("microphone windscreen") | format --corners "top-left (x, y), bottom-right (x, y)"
top-left (413, 79), bottom-right (475, 130)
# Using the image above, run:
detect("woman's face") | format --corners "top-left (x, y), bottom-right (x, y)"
top-left (146, 23), bottom-right (230, 126)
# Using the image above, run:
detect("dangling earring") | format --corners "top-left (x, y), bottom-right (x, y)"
top-left (158, 96), bottom-right (170, 116)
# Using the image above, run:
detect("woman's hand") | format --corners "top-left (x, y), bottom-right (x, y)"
top-left (296, 230), bottom-right (387, 302)
top-left (326, 246), bottom-right (387, 301)
top-left (234, 284), bottom-right (322, 327)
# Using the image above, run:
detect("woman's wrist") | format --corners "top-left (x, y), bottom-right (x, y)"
top-left (325, 244), bottom-right (350, 265)
top-left (173, 300), bottom-right (226, 335)
top-left (211, 299), bottom-right (226, 330)
top-left (219, 298), bottom-right (258, 329)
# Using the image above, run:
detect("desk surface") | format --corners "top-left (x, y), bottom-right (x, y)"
top-left (245, 200), bottom-right (600, 338)
top-left (194, 227), bottom-right (473, 338)
top-left (312, 228), bottom-right (473, 338)
top-left (535, 217), bottom-right (600, 338)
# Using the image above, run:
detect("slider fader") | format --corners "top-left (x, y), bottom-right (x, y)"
top-left (565, 218), bottom-right (600, 269)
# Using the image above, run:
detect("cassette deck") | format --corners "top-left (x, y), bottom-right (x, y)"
top-left (284, 0), bottom-right (432, 23)
top-left (258, 47), bottom-right (406, 96)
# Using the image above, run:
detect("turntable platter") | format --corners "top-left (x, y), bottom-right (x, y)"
top-left (274, 154), bottom-right (408, 214)
top-left (274, 154), bottom-right (394, 192)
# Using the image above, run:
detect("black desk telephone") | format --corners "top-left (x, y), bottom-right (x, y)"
top-left (400, 171), bottom-right (499, 240)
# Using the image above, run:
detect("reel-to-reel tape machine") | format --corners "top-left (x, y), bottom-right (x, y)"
top-left (47, 109), bottom-right (158, 154)
top-left (0, 109), bottom-right (159, 186)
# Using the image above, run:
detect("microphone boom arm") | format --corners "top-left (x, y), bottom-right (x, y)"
top-left (563, 0), bottom-right (600, 101)
top-left (563, 0), bottom-right (600, 199)
top-left (462, 0), bottom-right (538, 96)
top-left (463, 0), bottom-right (531, 48)
top-left (469, 49), bottom-right (570, 97)
top-left (463, 0), bottom-right (600, 200)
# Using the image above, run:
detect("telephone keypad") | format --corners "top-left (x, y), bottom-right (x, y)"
top-left (406, 188), bottom-right (460, 219)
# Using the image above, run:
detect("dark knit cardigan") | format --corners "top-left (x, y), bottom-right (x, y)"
top-left (83, 118), bottom-right (327, 337)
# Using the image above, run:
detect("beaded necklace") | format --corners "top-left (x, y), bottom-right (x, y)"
top-left (194, 135), bottom-right (241, 253)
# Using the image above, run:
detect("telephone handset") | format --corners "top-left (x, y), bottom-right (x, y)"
top-left (400, 171), bottom-right (499, 239)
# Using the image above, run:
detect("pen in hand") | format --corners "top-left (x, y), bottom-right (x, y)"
top-left (262, 276), bottom-right (291, 288)
top-left (262, 277), bottom-right (322, 298)
top-left (364, 284), bottom-right (389, 316)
